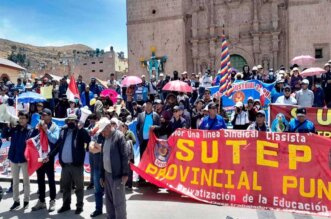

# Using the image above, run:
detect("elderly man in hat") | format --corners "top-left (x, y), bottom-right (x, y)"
top-left (275, 85), bottom-right (297, 105)
top-left (199, 103), bottom-right (227, 130)
top-left (295, 79), bottom-right (314, 107)
top-left (32, 108), bottom-right (60, 212)
top-left (247, 110), bottom-right (269, 131)
top-left (289, 107), bottom-right (315, 133)
top-left (98, 117), bottom-right (129, 219)
top-left (45, 114), bottom-right (90, 214)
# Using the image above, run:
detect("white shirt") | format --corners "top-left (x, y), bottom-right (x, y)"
top-left (200, 74), bottom-right (213, 88)
top-left (231, 111), bottom-right (249, 125)
top-left (275, 95), bottom-right (297, 105)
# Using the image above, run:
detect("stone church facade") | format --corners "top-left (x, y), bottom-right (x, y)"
top-left (127, 0), bottom-right (331, 76)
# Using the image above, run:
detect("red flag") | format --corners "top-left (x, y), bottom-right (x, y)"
top-left (24, 129), bottom-right (49, 176)
top-left (66, 75), bottom-right (80, 100)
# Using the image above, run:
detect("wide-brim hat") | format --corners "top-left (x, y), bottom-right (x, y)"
top-left (65, 114), bottom-right (78, 122)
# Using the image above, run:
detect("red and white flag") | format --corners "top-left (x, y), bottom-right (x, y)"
top-left (24, 128), bottom-right (49, 176)
top-left (66, 75), bottom-right (80, 100)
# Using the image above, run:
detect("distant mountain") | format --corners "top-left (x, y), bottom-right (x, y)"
top-left (0, 38), bottom-right (93, 72)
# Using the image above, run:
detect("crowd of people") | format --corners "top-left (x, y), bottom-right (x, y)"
top-left (0, 60), bottom-right (330, 218)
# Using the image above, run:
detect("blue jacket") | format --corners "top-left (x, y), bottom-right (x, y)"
top-left (313, 87), bottom-right (325, 107)
top-left (289, 118), bottom-right (315, 133)
top-left (7, 125), bottom-right (34, 163)
top-left (199, 115), bottom-right (227, 130)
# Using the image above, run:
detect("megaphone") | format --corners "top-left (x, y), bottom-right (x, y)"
top-left (80, 107), bottom-right (92, 124)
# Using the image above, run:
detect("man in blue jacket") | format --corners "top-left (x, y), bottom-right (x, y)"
top-left (46, 114), bottom-right (90, 214)
top-left (199, 103), bottom-right (227, 130)
top-left (7, 111), bottom-right (34, 211)
top-left (289, 107), bottom-right (315, 133)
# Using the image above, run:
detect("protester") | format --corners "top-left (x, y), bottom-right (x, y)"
top-left (313, 78), bottom-right (325, 107)
top-left (136, 99), bottom-right (160, 160)
top-left (230, 102), bottom-right (249, 130)
top-left (120, 121), bottom-right (136, 191)
top-left (295, 79), bottom-right (314, 107)
top-left (32, 108), bottom-right (60, 212)
top-left (199, 103), bottom-right (227, 130)
top-left (6, 112), bottom-right (33, 210)
top-left (247, 110), bottom-right (269, 131)
top-left (275, 85), bottom-right (297, 105)
top-left (322, 63), bottom-right (331, 106)
top-left (45, 114), bottom-right (90, 214)
top-left (98, 117), bottom-right (129, 219)
top-left (288, 107), bottom-right (315, 133)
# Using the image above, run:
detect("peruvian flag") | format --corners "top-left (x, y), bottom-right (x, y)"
top-left (24, 128), bottom-right (49, 176)
top-left (66, 75), bottom-right (80, 100)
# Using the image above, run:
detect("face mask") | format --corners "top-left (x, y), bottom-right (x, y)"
top-left (255, 105), bottom-right (261, 109)
top-left (316, 84), bottom-right (321, 88)
top-left (67, 123), bottom-right (76, 129)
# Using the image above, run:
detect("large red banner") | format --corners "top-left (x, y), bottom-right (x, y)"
top-left (132, 129), bottom-right (331, 216)
top-left (269, 104), bottom-right (331, 138)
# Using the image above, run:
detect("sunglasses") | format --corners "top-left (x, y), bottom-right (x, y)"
top-left (285, 89), bottom-right (291, 92)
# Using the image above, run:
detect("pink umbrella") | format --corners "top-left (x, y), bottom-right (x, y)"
top-left (100, 89), bottom-right (118, 104)
top-left (162, 80), bottom-right (193, 93)
top-left (291, 55), bottom-right (315, 67)
top-left (300, 67), bottom-right (326, 77)
top-left (121, 76), bottom-right (142, 87)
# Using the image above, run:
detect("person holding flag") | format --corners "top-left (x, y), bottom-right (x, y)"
top-left (31, 108), bottom-right (60, 212)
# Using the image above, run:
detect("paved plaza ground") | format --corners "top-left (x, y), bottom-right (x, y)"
top-left (0, 182), bottom-right (326, 219)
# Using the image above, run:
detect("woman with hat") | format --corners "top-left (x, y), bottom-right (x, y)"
top-left (66, 99), bottom-right (80, 118)
top-left (290, 67), bottom-right (303, 91)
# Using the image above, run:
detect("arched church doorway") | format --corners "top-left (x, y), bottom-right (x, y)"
top-left (230, 54), bottom-right (247, 72)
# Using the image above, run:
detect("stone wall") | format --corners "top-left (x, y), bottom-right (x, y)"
top-left (288, 0), bottom-right (331, 66)
top-left (127, 0), bottom-right (331, 77)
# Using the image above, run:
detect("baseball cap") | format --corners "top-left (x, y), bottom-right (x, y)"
top-left (293, 67), bottom-right (300, 72)
top-left (235, 102), bottom-right (243, 108)
top-left (301, 79), bottom-right (309, 85)
top-left (257, 65), bottom-right (263, 69)
top-left (42, 108), bottom-right (52, 116)
top-left (110, 117), bottom-right (119, 127)
top-left (247, 97), bottom-right (254, 102)
top-left (252, 66), bottom-right (258, 71)
top-left (173, 105), bottom-right (180, 111)
top-left (256, 110), bottom-right (266, 117)
top-left (284, 85), bottom-right (291, 90)
top-left (96, 117), bottom-right (111, 134)
top-left (154, 99), bottom-right (162, 104)
top-left (208, 103), bottom-right (217, 109)
top-left (296, 107), bottom-right (307, 116)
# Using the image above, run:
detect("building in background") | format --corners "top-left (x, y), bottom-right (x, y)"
top-left (0, 58), bottom-right (26, 82)
top-left (74, 47), bottom-right (128, 81)
top-left (127, 0), bottom-right (331, 76)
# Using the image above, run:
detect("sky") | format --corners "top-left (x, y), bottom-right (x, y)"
top-left (0, 0), bottom-right (127, 55)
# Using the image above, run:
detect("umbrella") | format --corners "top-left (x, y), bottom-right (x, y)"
top-left (291, 55), bottom-right (315, 67)
top-left (162, 80), bottom-right (193, 93)
top-left (17, 92), bottom-right (46, 103)
top-left (121, 76), bottom-right (142, 87)
top-left (100, 89), bottom-right (118, 104)
top-left (300, 67), bottom-right (326, 77)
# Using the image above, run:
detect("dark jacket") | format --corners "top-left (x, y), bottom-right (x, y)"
top-left (7, 125), bottom-right (34, 163)
top-left (136, 111), bottom-right (160, 143)
top-left (49, 126), bottom-right (90, 166)
top-left (100, 130), bottom-right (129, 180)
